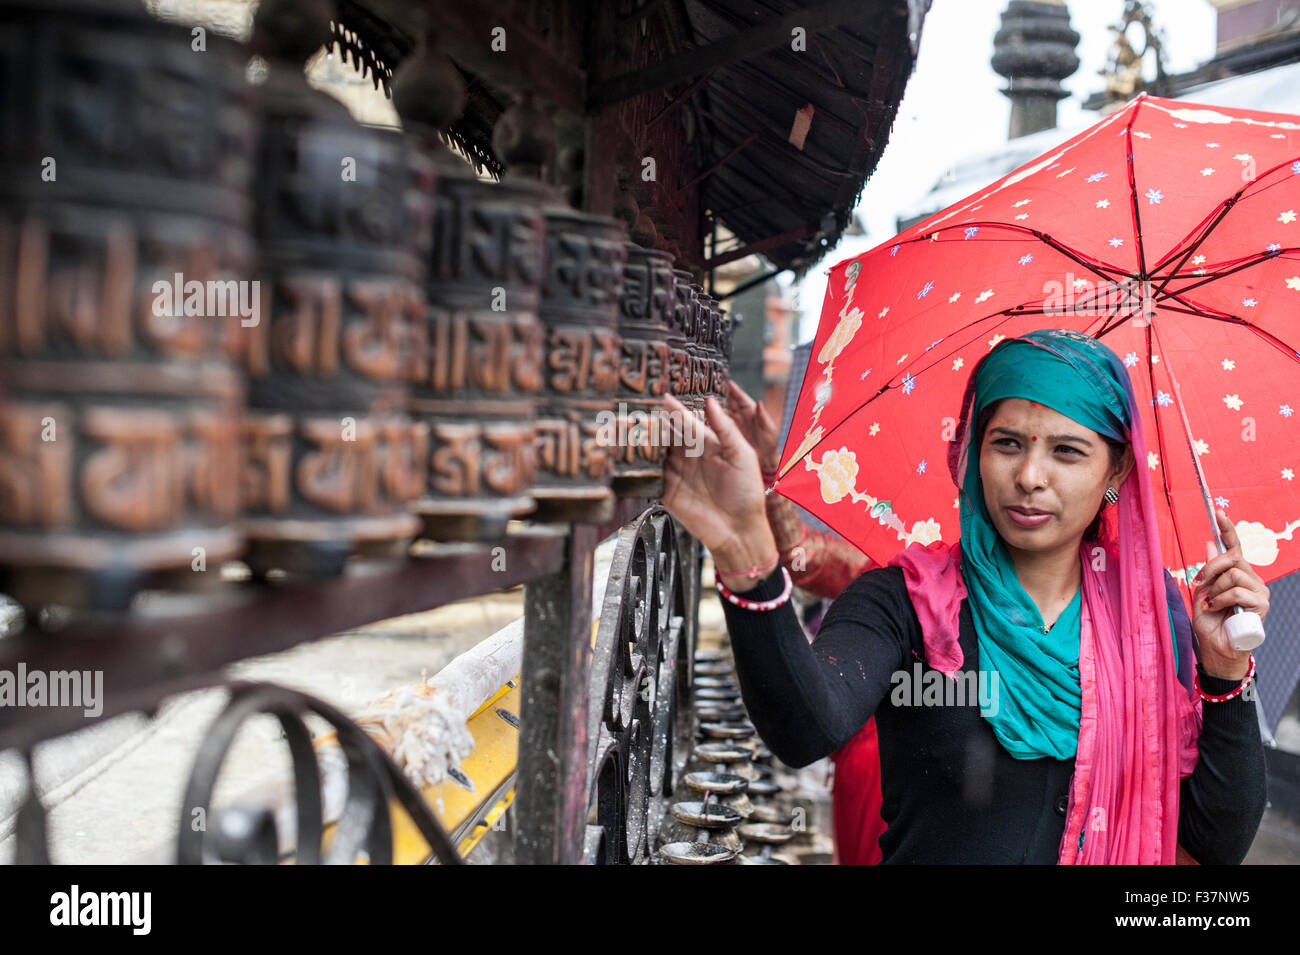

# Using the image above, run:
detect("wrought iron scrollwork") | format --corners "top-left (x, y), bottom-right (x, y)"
top-left (176, 682), bottom-right (461, 865)
top-left (584, 506), bottom-right (695, 863)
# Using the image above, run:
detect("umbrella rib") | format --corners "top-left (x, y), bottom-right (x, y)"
top-left (1028, 231), bottom-right (1134, 282)
top-left (1140, 319), bottom-right (1199, 597)
top-left (1154, 248), bottom-right (1298, 300)
top-left (1149, 201), bottom-right (1242, 296)
top-left (1125, 100), bottom-right (1149, 282)
top-left (1151, 155), bottom-right (1300, 283)
top-left (1156, 291), bottom-right (1300, 364)
top-left (1191, 308), bottom-right (1300, 363)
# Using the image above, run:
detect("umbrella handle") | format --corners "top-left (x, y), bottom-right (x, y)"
top-left (1204, 538), bottom-right (1266, 650)
top-left (1224, 610), bottom-right (1266, 652)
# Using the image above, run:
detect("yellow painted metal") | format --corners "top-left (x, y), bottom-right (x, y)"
top-left (457, 785), bottom-right (516, 856)
top-left (468, 678), bottom-right (518, 721)
top-left (369, 680), bottom-right (523, 863)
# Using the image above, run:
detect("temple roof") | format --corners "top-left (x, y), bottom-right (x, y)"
top-left (333, 0), bottom-right (929, 277)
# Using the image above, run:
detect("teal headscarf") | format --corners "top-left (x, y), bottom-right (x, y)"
top-left (958, 329), bottom-right (1141, 760)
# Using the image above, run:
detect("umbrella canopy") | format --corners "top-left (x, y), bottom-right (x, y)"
top-left (774, 93), bottom-right (1300, 598)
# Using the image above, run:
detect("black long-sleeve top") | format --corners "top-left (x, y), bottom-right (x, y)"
top-left (719, 563), bottom-right (1267, 864)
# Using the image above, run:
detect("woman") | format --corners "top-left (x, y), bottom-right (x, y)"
top-left (724, 380), bottom-right (886, 865)
top-left (662, 329), bottom-right (1268, 864)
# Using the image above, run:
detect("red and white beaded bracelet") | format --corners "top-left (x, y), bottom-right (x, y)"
top-left (716, 566), bottom-right (793, 611)
top-left (1193, 653), bottom-right (1256, 703)
top-left (716, 552), bottom-right (780, 584)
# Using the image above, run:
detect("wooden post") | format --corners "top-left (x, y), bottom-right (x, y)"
top-left (515, 523), bottom-right (599, 864)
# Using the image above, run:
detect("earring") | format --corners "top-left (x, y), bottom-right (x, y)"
top-left (1103, 486), bottom-right (1119, 506)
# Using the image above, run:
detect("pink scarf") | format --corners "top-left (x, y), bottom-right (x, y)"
top-left (889, 417), bottom-right (1202, 864)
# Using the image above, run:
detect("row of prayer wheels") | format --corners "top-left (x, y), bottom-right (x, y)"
top-left (0, 0), bottom-right (732, 611)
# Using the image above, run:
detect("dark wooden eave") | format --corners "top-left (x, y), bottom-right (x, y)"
top-left (333, 0), bottom-right (928, 277)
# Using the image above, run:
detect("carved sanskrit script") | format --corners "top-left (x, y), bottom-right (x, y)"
top-left (242, 275), bottom-right (416, 382)
top-left (620, 256), bottom-right (673, 324)
top-left (544, 232), bottom-right (625, 310)
top-left (535, 415), bottom-right (613, 481)
top-left (76, 407), bottom-right (240, 532)
top-left (243, 415), bottom-right (427, 516)
top-left (0, 402), bottom-right (74, 527)
top-left (296, 418), bottom-right (380, 514)
top-left (432, 195), bottom-right (544, 288)
top-left (430, 422), bottom-right (536, 497)
top-left (241, 414), bottom-right (294, 513)
top-left (668, 347), bottom-right (693, 396)
top-left (416, 310), bottom-right (545, 395)
top-left (547, 326), bottom-right (620, 395)
top-left (0, 219), bottom-right (237, 360)
top-left (619, 339), bottom-right (669, 396)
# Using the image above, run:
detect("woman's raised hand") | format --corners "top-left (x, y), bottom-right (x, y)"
top-left (661, 393), bottom-right (778, 585)
top-left (726, 380), bottom-right (781, 471)
top-left (1191, 508), bottom-right (1270, 681)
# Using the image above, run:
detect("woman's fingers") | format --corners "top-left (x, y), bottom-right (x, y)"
top-left (1199, 565), bottom-right (1245, 605)
top-left (663, 394), bottom-right (712, 451)
top-left (1216, 508), bottom-right (1241, 555)
top-left (1204, 584), bottom-right (1267, 615)
top-left (703, 395), bottom-right (749, 458)
top-left (1195, 509), bottom-right (1247, 589)
top-left (728, 379), bottom-right (756, 413)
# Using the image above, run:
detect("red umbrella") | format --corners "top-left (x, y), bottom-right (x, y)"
top-left (773, 93), bottom-right (1300, 608)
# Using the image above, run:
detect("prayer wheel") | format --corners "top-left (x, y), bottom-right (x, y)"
top-left (667, 268), bottom-right (699, 419)
top-left (610, 243), bottom-right (675, 498)
top-left (531, 205), bottom-right (628, 523)
top-left (393, 44), bottom-right (544, 542)
top-left (681, 279), bottom-right (709, 417)
top-left (706, 296), bottom-right (731, 410)
top-left (406, 159), bottom-right (547, 540)
top-left (235, 11), bottom-right (432, 576)
top-left (693, 291), bottom-right (719, 411)
top-left (0, 0), bottom-right (255, 611)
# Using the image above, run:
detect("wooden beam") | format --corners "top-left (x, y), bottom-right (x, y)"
top-left (681, 131), bottom-right (759, 190)
top-left (703, 222), bottom-right (820, 270)
top-left (587, 0), bottom-right (886, 111)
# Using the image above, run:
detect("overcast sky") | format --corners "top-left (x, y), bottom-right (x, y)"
top-left (786, 0), bottom-right (1219, 340)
